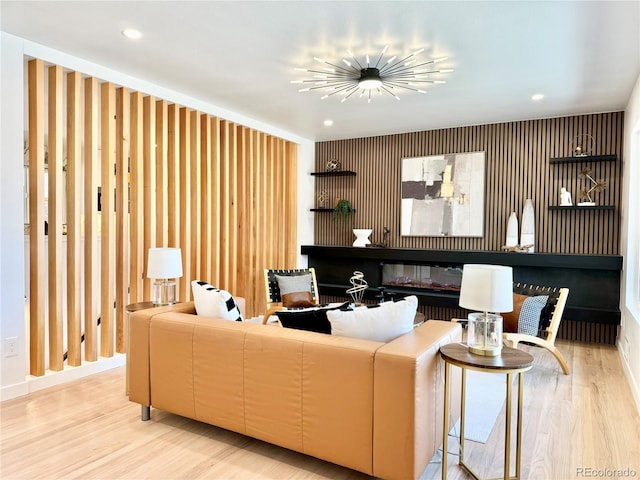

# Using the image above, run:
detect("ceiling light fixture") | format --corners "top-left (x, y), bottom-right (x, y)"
top-left (323, 119), bottom-right (334, 127)
top-left (122, 28), bottom-right (143, 40)
top-left (531, 93), bottom-right (544, 101)
top-left (292, 45), bottom-right (453, 103)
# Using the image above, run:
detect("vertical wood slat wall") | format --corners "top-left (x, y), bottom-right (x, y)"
top-left (28, 59), bottom-right (45, 376)
top-left (314, 113), bottom-right (623, 255)
top-left (65, 71), bottom-right (82, 367)
top-left (84, 76), bottom-right (98, 362)
top-left (47, 65), bottom-right (64, 372)
top-left (25, 59), bottom-right (298, 375)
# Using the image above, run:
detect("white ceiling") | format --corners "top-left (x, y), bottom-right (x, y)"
top-left (1, 1), bottom-right (639, 142)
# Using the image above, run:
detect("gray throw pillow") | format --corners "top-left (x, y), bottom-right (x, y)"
top-left (275, 273), bottom-right (312, 295)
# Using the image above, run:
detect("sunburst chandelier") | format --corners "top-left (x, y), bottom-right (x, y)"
top-left (292, 45), bottom-right (453, 103)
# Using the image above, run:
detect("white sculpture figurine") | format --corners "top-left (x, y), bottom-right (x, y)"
top-left (560, 187), bottom-right (573, 206)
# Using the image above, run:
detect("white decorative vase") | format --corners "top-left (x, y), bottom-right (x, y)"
top-left (506, 212), bottom-right (518, 247)
top-left (520, 199), bottom-right (535, 253)
top-left (352, 229), bottom-right (372, 247)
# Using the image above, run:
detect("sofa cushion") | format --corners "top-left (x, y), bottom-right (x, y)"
top-left (275, 273), bottom-right (315, 308)
top-left (326, 296), bottom-right (417, 342)
top-left (275, 302), bottom-right (350, 334)
top-left (502, 293), bottom-right (548, 335)
top-left (191, 280), bottom-right (244, 321)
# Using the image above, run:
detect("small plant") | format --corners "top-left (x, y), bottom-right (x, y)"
top-left (333, 199), bottom-right (354, 223)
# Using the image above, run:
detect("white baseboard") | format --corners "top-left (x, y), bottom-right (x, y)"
top-left (618, 343), bottom-right (640, 415)
top-left (1, 354), bottom-right (125, 402)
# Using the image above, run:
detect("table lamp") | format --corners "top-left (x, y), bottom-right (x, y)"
top-left (459, 264), bottom-right (513, 356)
top-left (147, 247), bottom-right (183, 306)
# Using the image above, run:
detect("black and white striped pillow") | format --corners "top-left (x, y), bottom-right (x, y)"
top-left (191, 280), bottom-right (243, 322)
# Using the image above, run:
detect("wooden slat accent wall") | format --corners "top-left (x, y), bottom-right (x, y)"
top-left (83, 76), bottom-right (99, 362)
top-left (156, 100), bottom-right (168, 248)
top-left (100, 82), bottom-right (115, 358)
top-left (178, 107), bottom-right (192, 300)
top-left (65, 71), bottom-right (82, 367)
top-left (27, 59), bottom-right (45, 376)
top-left (314, 113), bottom-right (623, 255)
top-left (115, 87), bottom-right (130, 354)
top-left (190, 110), bottom-right (201, 289)
top-left (200, 114), bottom-right (212, 283)
top-left (129, 92), bottom-right (144, 304)
top-left (142, 96), bottom-right (157, 300)
top-left (211, 118), bottom-right (222, 287)
top-left (47, 65), bottom-right (64, 372)
top-left (167, 104), bottom-right (180, 283)
top-left (24, 60), bottom-right (298, 374)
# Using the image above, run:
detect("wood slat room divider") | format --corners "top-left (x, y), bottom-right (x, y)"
top-left (25, 58), bottom-right (298, 375)
top-left (315, 113), bottom-right (623, 255)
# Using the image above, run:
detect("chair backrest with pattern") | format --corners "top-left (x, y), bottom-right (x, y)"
top-left (513, 282), bottom-right (569, 342)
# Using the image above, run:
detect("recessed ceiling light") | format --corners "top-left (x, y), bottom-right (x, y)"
top-left (323, 119), bottom-right (334, 127)
top-left (531, 93), bottom-right (544, 101)
top-left (122, 28), bottom-right (143, 40)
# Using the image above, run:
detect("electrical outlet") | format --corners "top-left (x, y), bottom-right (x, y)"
top-left (4, 337), bottom-right (18, 357)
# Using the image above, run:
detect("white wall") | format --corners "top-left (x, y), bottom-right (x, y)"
top-left (1, 32), bottom-right (28, 398)
top-left (619, 70), bottom-right (640, 413)
top-left (0, 32), bottom-right (315, 400)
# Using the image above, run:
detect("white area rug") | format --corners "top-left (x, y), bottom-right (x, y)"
top-left (450, 370), bottom-right (507, 443)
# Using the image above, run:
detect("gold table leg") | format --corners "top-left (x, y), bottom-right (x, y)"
top-left (442, 362), bottom-right (450, 480)
top-left (505, 373), bottom-right (512, 480)
top-left (516, 372), bottom-right (524, 479)
top-left (460, 368), bottom-right (467, 463)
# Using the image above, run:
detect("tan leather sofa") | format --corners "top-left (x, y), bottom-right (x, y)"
top-left (128, 300), bottom-right (462, 480)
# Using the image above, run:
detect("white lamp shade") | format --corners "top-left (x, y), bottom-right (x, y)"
top-left (458, 264), bottom-right (513, 313)
top-left (147, 248), bottom-right (183, 279)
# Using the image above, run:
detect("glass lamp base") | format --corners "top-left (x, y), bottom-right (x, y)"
top-left (469, 344), bottom-right (502, 356)
top-left (467, 312), bottom-right (503, 356)
top-left (151, 280), bottom-right (177, 306)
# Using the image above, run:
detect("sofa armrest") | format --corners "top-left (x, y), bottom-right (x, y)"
top-left (128, 299), bottom-right (246, 407)
top-left (373, 320), bottom-right (462, 480)
top-left (128, 302), bottom-right (197, 406)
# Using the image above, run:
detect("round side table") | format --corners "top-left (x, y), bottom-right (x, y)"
top-left (440, 342), bottom-right (534, 480)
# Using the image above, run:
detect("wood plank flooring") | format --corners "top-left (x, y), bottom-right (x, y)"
top-left (1, 341), bottom-right (638, 480)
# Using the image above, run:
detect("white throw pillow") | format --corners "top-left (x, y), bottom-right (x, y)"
top-left (326, 296), bottom-right (417, 343)
top-left (191, 280), bottom-right (243, 321)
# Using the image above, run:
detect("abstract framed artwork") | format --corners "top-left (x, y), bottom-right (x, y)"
top-left (400, 151), bottom-right (486, 237)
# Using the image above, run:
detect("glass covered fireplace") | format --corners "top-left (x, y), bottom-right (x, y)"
top-left (382, 263), bottom-right (463, 292)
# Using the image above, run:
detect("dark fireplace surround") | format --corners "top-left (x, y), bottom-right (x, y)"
top-left (301, 245), bottom-right (622, 344)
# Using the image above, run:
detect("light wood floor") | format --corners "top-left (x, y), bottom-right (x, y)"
top-left (1, 341), bottom-right (638, 480)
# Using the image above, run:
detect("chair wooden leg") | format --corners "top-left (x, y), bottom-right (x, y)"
top-left (504, 333), bottom-right (570, 375)
top-left (262, 306), bottom-right (284, 324)
top-left (504, 337), bottom-right (520, 349)
top-left (548, 345), bottom-right (571, 375)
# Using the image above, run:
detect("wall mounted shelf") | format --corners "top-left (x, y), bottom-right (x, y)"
top-left (310, 208), bottom-right (356, 213)
top-left (310, 170), bottom-right (356, 177)
top-left (549, 205), bottom-right (615, 211)
top-left (549, 154), bottom-right (616, 164)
